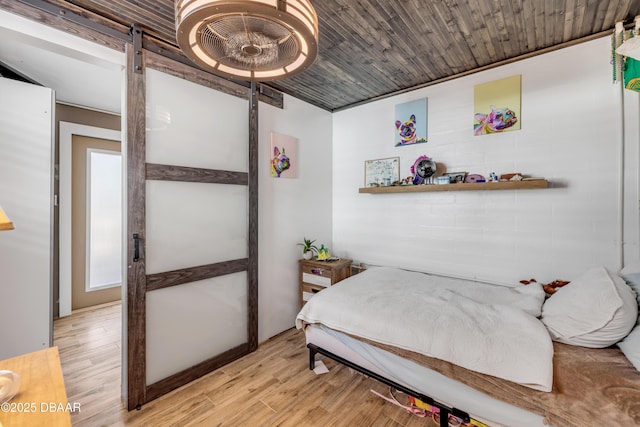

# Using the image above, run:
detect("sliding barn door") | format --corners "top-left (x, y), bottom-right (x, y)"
top-left (126, 45), bottom-right (258, 409)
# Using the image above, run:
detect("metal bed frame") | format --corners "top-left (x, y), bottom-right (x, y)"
top-left (308, 343), bottom-right (474, 427)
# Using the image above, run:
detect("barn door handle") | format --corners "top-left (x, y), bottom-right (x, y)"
top-left (133, 233), bottom-right (140, 262)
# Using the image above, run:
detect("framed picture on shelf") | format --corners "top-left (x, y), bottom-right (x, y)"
top-left (444, 172), bottom-right (467, 183)
top-left (364, 157), bottom-right (400, 187)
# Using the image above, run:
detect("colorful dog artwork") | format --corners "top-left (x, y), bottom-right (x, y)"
top-left (395, 115), bottom-right (418, 145)
top-left (473, 75), bottom-right (521, 136)
top-left (269, 132), bottom-right (298, 178)
top-left (394, 98), bottom-right (428, 147)
top-left (473, 105), bottom-right (518, 135)
top-left (270, 146), bottom-right (290, 177)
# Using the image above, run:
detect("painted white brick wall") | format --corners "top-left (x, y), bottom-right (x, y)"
top-left (332, 37), bottom-right (640, 285)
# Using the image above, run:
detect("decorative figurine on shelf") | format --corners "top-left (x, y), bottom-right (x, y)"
top-left (399, 176), bottom-right (414, 185)
top-left (297, 237), bottom-right (318, 260)
top-left (411, 155), bottom-right (436, 185)
top-left (465, 174), bottom-right (485, 183)
top-left (317, 244), bottom-right (330, 261)
top-left (499, 173), bottom-right (523, 181)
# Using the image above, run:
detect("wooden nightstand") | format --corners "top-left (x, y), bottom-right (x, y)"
top-left (299, 258), bottom-right (352, 307)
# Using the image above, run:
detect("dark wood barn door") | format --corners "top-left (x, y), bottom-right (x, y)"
top-left (125, 44), bottom-right (258, 410)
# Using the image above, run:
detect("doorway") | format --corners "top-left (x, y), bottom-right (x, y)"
top-left (55, 120), bottom-right (124, 422)
top-left (59, 122), bottom-right (122, 317)
top-left (71, 135), bottom-right (121, 309)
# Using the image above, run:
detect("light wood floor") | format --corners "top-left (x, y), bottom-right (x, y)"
top-left (54, 303), bottom-right (437, 426)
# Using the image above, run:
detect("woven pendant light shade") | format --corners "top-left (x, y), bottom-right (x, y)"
top-left (176, 0), bottom-right (318, 81)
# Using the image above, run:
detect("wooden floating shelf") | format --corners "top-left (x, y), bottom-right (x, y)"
top-left (359, 179), bottom-right (549, 194)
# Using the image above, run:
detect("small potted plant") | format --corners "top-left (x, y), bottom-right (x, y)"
top-left (298, 237), bottom-right (318, 260)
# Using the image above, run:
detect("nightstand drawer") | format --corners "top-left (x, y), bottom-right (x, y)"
top-left (302, 272), bottom-right (331, 287)
top-left (301, 264), bottom-right (333, 278)
top-left (302, 284), bottom-right (325, 302)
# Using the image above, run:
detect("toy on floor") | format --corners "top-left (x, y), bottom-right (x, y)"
top-left (370, 388), bottom-right (489, 427)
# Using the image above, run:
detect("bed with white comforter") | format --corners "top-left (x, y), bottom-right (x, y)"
top-left (296, 266), bottom-right (640, 427)
top-left (296, 266), bottom-right (552, 391)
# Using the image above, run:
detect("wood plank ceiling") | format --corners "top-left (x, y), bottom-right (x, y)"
top-left (33, 0), bottom-right (640, 111)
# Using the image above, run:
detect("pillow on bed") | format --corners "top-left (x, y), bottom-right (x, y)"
top-left (541, 266), bottom-right (637, 348)
top-left (617, 264), bottom-right (640, 370)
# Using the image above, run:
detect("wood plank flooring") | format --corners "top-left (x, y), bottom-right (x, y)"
top-left (54, 303), bottom-right (436, 426)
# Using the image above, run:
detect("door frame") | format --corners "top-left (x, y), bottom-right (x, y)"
top-left (125, 45), bottom-right (259, 410)
top-left (59, 122), bottom-right (121, 317)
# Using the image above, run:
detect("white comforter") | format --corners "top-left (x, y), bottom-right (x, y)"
top-left (296, 267), bottom-right (554, 392)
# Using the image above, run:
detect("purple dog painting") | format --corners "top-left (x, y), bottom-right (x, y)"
top-left (474, 105), bottom-right (518, 135)
top-left (394, 98), bottom-right (428, 146)
top-left (270, 146), bottom-right (291, 177)
top-left (395, 114), bottom-right (418, 145)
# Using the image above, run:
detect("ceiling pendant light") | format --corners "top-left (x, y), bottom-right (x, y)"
top-left (175, 0), bottom-right (318, 81)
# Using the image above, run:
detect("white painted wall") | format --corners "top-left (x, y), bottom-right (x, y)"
top-left (333, 37), bottom-right (640, 285)
top-left (259, 95), bottom-right (333, 342)
top-left (0, 77), bottom-right (54, 359)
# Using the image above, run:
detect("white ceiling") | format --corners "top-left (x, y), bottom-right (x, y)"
top-left (0, 10), bottom-right (123, 115)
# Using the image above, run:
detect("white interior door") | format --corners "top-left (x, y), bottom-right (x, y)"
top-left (0, 77), bottom-right (54, 359)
